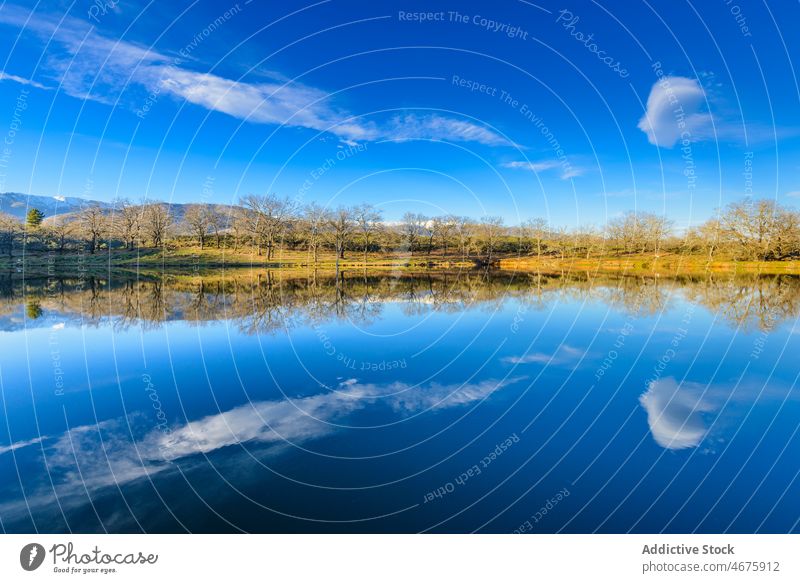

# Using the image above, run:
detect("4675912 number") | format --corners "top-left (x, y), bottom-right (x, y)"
top-left (729, 561), bottom-right (780, 572)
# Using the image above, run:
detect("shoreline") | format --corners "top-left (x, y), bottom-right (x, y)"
top-left (497, 254), bottom-right (800, 276)
top-left (2, 249), bottom-right (800, 278)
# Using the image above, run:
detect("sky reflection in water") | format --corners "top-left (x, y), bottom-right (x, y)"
top-left (0, 270), bottom-right (798, 533)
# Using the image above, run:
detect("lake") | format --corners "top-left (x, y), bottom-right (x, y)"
top-left (0, 269), bottom-right (798, 533)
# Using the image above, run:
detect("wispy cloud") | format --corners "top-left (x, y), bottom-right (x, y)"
top-left (502, 160), bottom-right (559, 172)
top-left (0, 434), bottom-right (47, 455)
top-left (0, 376), bottom-right (525, 526)
top-left (387, 114), bottom-right (511, 146)
top-left (0, 4), bottom-right (510, 147)
top-left (0, 71), bottom-right (50, 90)
top-left (502, 160), bottom-right (584, 180)
top-left (155, 376), bottom-right (524, 459)
top-left (560, 166), bottom-right (584, 179)
top-left (503, 344), bottom-right (585, 366)
top-left (154, 66), bottom-right (378, 142)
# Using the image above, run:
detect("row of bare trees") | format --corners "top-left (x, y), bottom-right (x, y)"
top-left (2, 196), bottom-right (800, 262)
top-left (0, 202), bottom-right (175, 256)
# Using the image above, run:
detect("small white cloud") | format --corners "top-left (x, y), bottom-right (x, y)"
top-left (0, 435), bottom-right (46, 455)
top-left (639, 378), bottom-right (714, 450)
top-left (503, 344), bottom-right (584, 366)
top-left (386, 114), bottom-right (512, 147)
top-left (502, 160), bottom-right (584, 180)
top-left (559, 166), bottom-right (585, 179)
top-left (502, 160), bottom-right (560, 172)
top-left (637, 376), bottom-right (798, 450)
top-left (53, 195), bottom-right (66, 202)
top-left (0, 71), bottom-right (50, 90)
top-left (637, 76), bottom-right (711, 148)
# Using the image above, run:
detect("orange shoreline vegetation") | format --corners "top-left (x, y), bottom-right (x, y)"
top-left (497, 253), bottom-right (800, 276)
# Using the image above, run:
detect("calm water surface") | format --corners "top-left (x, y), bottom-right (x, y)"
top-left (0, 269), bottom-right (798, 533)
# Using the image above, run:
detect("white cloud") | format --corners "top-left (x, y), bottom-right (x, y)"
top-left (503, 344), bottom-right (585, 366)
top-left (154, 66), bottom-right (376, 142)
top-left (0, 71), bottom-right (50, 90)
top-left (638, 376), bottom-right (799, 450)
top-left (153, 71), bottom-right (511, 145)
top-left (152, 376), bottom-right (523, 459)
top-left (0, 4), bottom-right (164, 103)
top-left (502, 160), bottom-right (560, 172)
top-left (0, 375), bottom-right (526, 528)
top-left (0, 375), bottom-right (525, 523)
top-left (560, 166), bottom-right (585, 179)
top-left (0, 5), bottom-right (510, 147)
top-left (502, 160), bottom-right (584, 180)
top-left (639, 378), bottom-right (715, 450)
top-left (637, 76), bottom-right (712, 148)
top-left (387, 114), bottom-right (511, 146)
top-left (0, 435), bottom-right (46, 455)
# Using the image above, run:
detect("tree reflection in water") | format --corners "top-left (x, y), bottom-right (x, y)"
top-left (1, 269), bottom-right (799, 333)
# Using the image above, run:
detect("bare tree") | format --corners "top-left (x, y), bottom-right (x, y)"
top-left (79, 205), bottom-right (107, 254)
top-left (772, 207), bottom-right (800, 259)
top-left (183, 204), bottom-right (212, 249)
top-left (228, 207), bottom-right (249, 251)
top-left (48, 215), bottom-right (76, 252)
top-left (551, 226), bottom-right (571, 260)
top-left (426, 218), bottom-right (438, 255)
top-left (401, 212), bottom-right (426, 254)
top-left (640, 213), bottom-right (673, 255)
top-left (302, 202), bottom-right (330, 265)
top-left (327, 206), bottom-right (355, 272)
top-left (112, 199), bottom-right (143, 250)
top-left (437, 215), bottom-right (457, 256)
top-left (520, 217), bottom-right (548, 257)
top-left (455, 216), bottom-right (475, 259)
top-left (0, 212), bottom-right (20, 257)
top-left (241, 194), bottom-right (297, 259)
top-left (607, 211), bottom-right (643, 255)
top-left (354, 203), bottom-right (382, 264)
top-left (207, 207), bottom-right (226, 248)
top-left (689, 218), bottom-right (722, 261)
top-left (143, 203), bottom-right (172, 248)
top-left (328, 207), bottom-right (354, 259)
top-left (718, 199), bottom-right (779, 260)
top-left (574, 225), bottom-right (602, 259)
top-left (479, 215), bottom-right (504, 262)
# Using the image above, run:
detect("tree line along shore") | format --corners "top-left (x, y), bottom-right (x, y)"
top-left (2, 194), bottom-right (800, 274)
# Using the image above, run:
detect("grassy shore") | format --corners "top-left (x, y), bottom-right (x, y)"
top-left (498, 253), bottom-right (800, 276)
top-left (0, 247), bottom-right (479, 277)
top-left (3, 248), bottom-right (800, 278)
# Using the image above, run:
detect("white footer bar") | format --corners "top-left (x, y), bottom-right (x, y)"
top-left (0, 534), bottom-right (795, 582)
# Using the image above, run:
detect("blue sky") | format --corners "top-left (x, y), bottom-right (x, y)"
top-left (0, 0), bottom-right (799, 227)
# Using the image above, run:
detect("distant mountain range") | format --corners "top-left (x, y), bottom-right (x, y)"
top-left (0, 192), bottom-right (113, 221)
top-left (0, 192), bottom-right (235, 224)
